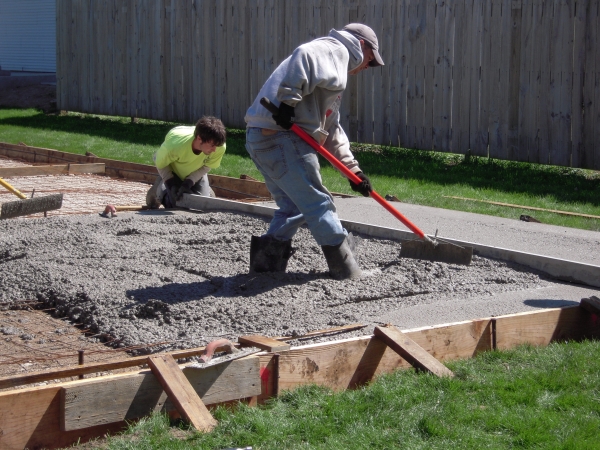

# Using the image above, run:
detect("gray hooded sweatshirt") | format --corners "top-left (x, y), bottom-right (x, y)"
top-left (245, 29), bottom-right (364, 174)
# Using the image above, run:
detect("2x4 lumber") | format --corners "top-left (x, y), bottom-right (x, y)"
top-left (238, 335), bottom-right (291, 352)
top-left (580, 296), bottom-right (600, 315)
top-left (373, 325), bottom-right (454, 378)
top-left (494, 305), bottom-right (600, 350)
top-left (2, 306), bottom-right (595, 448)
top-left (276, 323), bottom-right (367, 341)
top-left (148, 355), bottom-right (217, 432)
top-left (1, 384), bottom-right (125, 450)
top-left (443, 195), bottom-right (600, 220)
top-left (0, 342), bottom-right (240, 390)
top-left (60, 356), bottom-right (259, 431)
top-left (275, 319), bottom-right (490, 393)
top-left (0, 142), bottom-right (157, 183)
top-left (0, 163), bottom-right (105, 178)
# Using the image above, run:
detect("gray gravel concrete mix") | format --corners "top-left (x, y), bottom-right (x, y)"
top-left (1, 209), bottom-right (592, 354)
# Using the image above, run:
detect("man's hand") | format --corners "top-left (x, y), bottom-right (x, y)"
top-left (349, 172), bottom-right (372, 197)
top-left (176, 178), bottom-right (195, 200)
top-left (273, 103), bottom-right (295, 130)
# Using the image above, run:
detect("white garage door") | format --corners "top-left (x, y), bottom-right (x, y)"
top-left (0, 0), bottom-right (56, 72)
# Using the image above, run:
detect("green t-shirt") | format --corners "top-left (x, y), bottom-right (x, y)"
top-left (154, 126), bottom-right (226, 180)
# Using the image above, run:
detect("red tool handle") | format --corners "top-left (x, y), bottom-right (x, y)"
top-left (260, 97), bottom-right (429, 241)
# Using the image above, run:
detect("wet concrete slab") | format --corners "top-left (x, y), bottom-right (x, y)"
top-left (4, 209), bottom-right (592, 353)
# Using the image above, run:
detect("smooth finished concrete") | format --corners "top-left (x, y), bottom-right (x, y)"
top-left (332, 197), bottom-right (600, 267)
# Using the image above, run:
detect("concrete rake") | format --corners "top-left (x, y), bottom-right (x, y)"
top-left (260, 97), bottom-right (473, 266)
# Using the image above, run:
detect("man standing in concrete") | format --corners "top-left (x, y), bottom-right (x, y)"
top-left (244, 23), bottom-right (384, 280)
top-left (146, 116), bottom-right (226, 209)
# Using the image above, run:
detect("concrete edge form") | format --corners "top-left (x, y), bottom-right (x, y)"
top-left (2, 303), bottom-right (598, 449)
top-left (178, 194), bottom-right (600, 288)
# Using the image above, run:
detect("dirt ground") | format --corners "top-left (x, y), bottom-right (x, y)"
top-left (0, 83), bottom-right (57, 112)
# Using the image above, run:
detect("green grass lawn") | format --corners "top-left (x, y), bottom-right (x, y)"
top-left (1, 108), bottom-right (599, 231)
top-left (85, 340), bottom-right (600, 450)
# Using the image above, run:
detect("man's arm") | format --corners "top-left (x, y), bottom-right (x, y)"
top-left (277, 42), bottom-right (345, 107)
top-left (156, 165), bottom-right (175, 182)
top-left (323, 112), bottom-right (360, 174)
top-left (324, 113), bottom-right (372, 197)
top-left (185, 166), bottom-right (211, 184)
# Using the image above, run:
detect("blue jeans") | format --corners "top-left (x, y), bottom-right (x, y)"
top-left (245, 127), bottom-right (347, 246)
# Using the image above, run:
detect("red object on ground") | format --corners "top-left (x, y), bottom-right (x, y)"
top-left (199, 338), bottom-right (236, 363)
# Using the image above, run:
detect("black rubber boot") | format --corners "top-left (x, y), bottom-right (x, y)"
top-left (321, 234), bottom-right (362, 280)
top-left (249, 235), bottom-right (295, 273)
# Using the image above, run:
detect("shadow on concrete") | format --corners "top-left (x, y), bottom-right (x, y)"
top-left (125, 271), bottom-right (328, 306)
top-left (523, 299), bottom-right (580, 309)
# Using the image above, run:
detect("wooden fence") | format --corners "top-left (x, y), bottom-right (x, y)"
top-left (56, 0), bottom-right (600, 169)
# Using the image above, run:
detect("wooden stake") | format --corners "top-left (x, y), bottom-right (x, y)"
top-left (148, 354), bottom-right (217, 432)
top-left (374, 325), bottom-right (454, 378)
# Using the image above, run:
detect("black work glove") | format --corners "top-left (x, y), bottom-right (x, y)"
top-left (272, 102), bottom-right (295, 130)
top-left (164, 177), bottom-right (180, 205)
top-left (176, 178), bottom-right (195, 200)
top-left (349, 172), bottom-right (372, 197)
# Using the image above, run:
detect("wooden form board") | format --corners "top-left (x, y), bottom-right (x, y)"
top-left (60, 356), bottom-right (260, 431)
top-left (0, 341), bottom-right (241, 390)
top-left (0, 141), bottom-right (270, 200)
top-left (238, 335), bottom-right (291, 352)
top-left (0, 163), bottom-right (105, 178)
top-left (373, 325), bottom-right (454, 378)
top-left (208, 175), bottom-right (271, 200)
top-left (2, 305), bottom-right (600, 449)
top-left (494, 305), bottom-right (599, 350)
top-left (148, 355), bottom-right (216, 432)
top-left (0, 142), bottom-right (157, 183)
top-left (270, 318), bottom-right (491, 395)
top-left (580, 296), bottom-right (600, 316)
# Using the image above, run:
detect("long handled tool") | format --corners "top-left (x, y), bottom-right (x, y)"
top-left (260, 97), bottom-right (472, 265)
top-left (0, 177), bottom-right (63, 219)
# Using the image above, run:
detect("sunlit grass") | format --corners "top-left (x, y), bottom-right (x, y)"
top-left (2, 108), bottom-right (599, 231)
